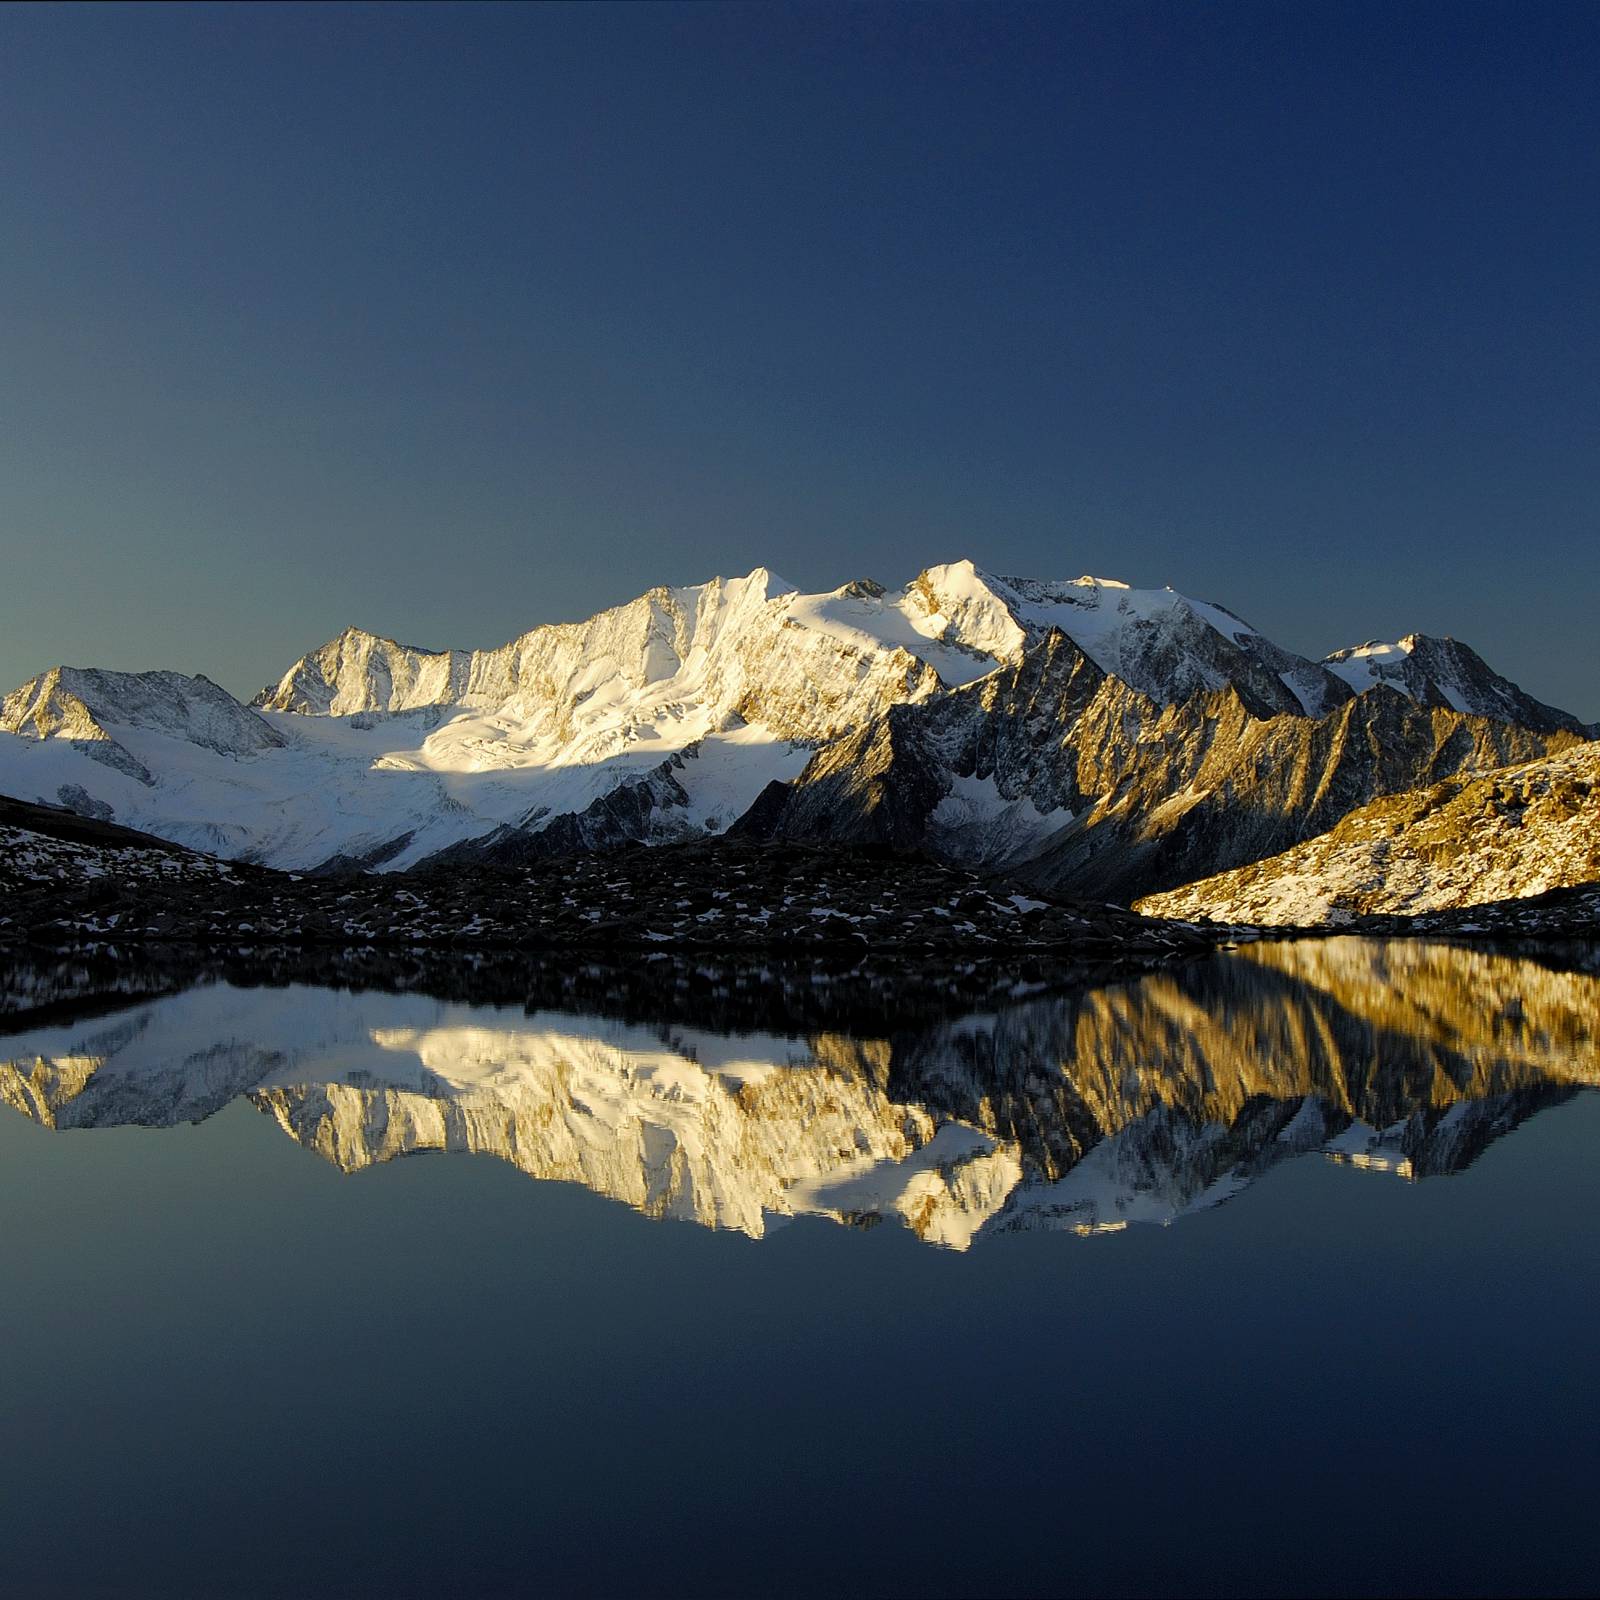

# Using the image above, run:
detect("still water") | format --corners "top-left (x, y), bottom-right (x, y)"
top-left (2, 938), bottom-right (1598, 1597)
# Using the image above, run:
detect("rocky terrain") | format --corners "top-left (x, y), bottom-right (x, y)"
top-left (3, 560), bottom-right (1591, 921)
top-left (0, 794), bottom-right (1212, 962)
top-left (1138, 739), bottom-right (1600, 926)
top-left (739, 636), bottom-right (1574, 900)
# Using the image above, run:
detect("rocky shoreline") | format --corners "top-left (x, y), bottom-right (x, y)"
top-left (4, 795), bottom-right (1594, 984)
top-left (1184, 882), bottom-right (1600, 948)
top-left (1, 794), bottom-right (1213, 962)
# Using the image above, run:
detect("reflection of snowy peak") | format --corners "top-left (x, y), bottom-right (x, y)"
top-left (4, 940), bottom-right (1596, 1248)
top-left (0, 561), bottom-right (1587, 882)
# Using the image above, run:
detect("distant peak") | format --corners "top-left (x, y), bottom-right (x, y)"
top-left (913, 558), bottom-right (1006, 593)
top-left (840, 577), bottom-right (886, 599)
top-left (991, 573), bottom-right (1145, 598)
top-left (1325, 638), bottom-right (1413, 664)
top-left (731, 565), bottom-right (798, 599)
top-left (324, 625), bottom-right (449, 657)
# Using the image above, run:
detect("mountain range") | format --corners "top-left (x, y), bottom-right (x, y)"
top-left (2, 560), bottom-right (1594, 918)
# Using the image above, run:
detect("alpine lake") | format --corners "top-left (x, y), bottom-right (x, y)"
top-left (3, 935), bottom-right (1598, 1599)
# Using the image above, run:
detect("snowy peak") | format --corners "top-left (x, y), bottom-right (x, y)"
top-left (973, 567), bottom-right (1353, 717)
top-left (1322, 632), bottom-right (1587, 735)
top-left (2, 559), bottom-right (1589, 878)
top-left (903, 560), bottom-right (1031, 663)
top-left (257, 561), bottom-right (1576, 741)
top-left (255, 567), bottom-right (801, 719)
top-left (777, 563), bottom-right (1019, 689)
top-left (2, 667), bottom-right (282, 766)
top-left (2, 667), bottom-right (111, 745)
top-left (255, 628), bottom-right (470, 717)
top-left (860, 558), bottom-right (1349, 715)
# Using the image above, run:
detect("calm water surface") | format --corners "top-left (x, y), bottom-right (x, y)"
top-left (2, 938), bottom-right (1598, 1598)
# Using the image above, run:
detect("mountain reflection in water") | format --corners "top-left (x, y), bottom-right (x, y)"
top-left (3, 938), bottom-right (1597, 1249)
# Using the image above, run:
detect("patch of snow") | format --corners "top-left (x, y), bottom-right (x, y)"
top-left (928, 771), bottom-right (1077, 871)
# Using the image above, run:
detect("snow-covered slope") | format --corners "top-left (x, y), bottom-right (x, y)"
top-left (3, 569), bottom-right (957, 868)
top-left (2, 666), bottom-right (282, 756)
top-left (257, 568), bottom-right (983, 728)
top-left (0, 560), bottom-right (1587, 874)
top-left (1136, 739), bottom-right (1600, 924)
top-left (978, 568), bottom-right (1353, 715)
top-left (255, 562), bottom-right (1358, 726)
top-left (0, 666), bottom-right (283, 789)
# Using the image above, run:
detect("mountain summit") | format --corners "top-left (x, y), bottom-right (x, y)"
top-left (0, 562), bottom-right (1589, 905)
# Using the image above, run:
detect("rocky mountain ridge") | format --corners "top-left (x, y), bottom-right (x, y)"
top-left (0, 665), bottom-right (283, 785)
top-left (1323, 632), bottom-right (1584, 734)
top-left (1137, 738), bottom-right (1600, 924)
top-left (737, 633), bottom-right (1572, 900)
top-left (1, 561), bottom-right (1592, 912)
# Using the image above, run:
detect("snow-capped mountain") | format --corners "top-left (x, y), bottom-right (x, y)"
top-left (0, 560), bottom-right (1589, 888)
top-left (741, 638), bottom-right (1569, 899)
top-left (970, 571), bottom-right (1356, 716)
top-left (250, 561), bottom-right (1350, 722)
top-left (4, 939), bottom-right (1595, 1246)
top-left (1323, 633), bottom-right (1587, 735)
top-left (0, 666), bottom-right (282, 781)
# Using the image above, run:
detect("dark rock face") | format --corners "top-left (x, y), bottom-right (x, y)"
top-left (55, 784), bottom-right (115, 822)
top-left (0, 792), bottom-right (191, 853)
top-left (1024, 685), bottom-right (1568, 900)
top-left (0, 941), bottom-right (1194, 1039)
top-left (735, 632), bottom-right (1126, 850)
top-left (731, 707), bottom-right (950, 851)
top-left (309, 830), bottom-right (418, 876)
top-left (423, 760), bottom-right (696, 867)
top-left (740, 631), bottom-right (1572, 903)
top-left (1350, 881), bottom-right (1600, 941)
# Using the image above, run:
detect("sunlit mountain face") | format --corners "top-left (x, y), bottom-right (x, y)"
top-left (5, 939), bottom-right (1596, 1250)
top-left (4, 564), bottom-right (1591, 916)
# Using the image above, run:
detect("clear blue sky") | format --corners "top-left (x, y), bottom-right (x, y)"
top-left (2, 1), bottom-right (1596, 717)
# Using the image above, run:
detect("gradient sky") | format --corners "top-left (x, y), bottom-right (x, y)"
top-left (2, 1), bottom-right (1597, 717)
